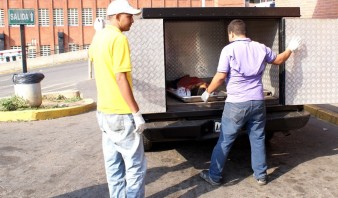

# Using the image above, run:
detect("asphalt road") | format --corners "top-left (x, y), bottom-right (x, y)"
top-left (0, 77), bottom-right (337, 197)
top-left (0, 108), bottom-right (337, 198)
top-left (0, 61), bottom-right (88, 98)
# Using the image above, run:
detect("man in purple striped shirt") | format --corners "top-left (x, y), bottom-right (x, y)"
top-left (200, 19), bottom-right (301, 186)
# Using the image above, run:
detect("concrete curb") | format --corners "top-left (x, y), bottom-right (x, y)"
top-left (304, 105), bottom-right (338, 125)
top-left (0, 98), bottom-right (96, 122)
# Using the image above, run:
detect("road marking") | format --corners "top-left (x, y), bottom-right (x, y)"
top-left (42, 82), bottom-right (77, 92)
top-left (0, 85), bottom-right (14, 89)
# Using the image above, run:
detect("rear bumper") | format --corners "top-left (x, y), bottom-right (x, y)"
top-left (143, 109), bottom-right (310, 142)
top-left (265, 110), bottom-right (311, 132)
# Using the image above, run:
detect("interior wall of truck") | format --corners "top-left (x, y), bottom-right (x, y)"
top-left (163, 19), bottom-right (280, 108)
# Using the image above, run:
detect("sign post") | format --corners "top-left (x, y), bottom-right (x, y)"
top-left (8, 9), bottom-right (35, 73)
top-left (19, 25), bottom-right (27, 73)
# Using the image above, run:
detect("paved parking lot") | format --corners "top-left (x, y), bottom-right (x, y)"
top-left (0, 109), bottom-right (337, 198)
top-left (0, 79), bottom-right (337, 198)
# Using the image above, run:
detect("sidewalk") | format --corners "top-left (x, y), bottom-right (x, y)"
top-left (0, 58), bottom-right (337, 125)
top-left (304, 104), bottom-right (338, 125)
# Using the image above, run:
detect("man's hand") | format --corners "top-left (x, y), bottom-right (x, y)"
top-left (287, 37), bottom-right (301, 52)
top-left (133, 111), bottom-right (146, 134)
top-left (94, 17), bottom-right (105, 31)
top-left (201, 90), bottom-right (210, 103)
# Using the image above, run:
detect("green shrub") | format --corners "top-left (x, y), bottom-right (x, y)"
top-left (0, 96), bottom-right (29, 111)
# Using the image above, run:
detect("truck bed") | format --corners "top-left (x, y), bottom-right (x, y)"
top-left (166, 94), bottom-right (280, 113)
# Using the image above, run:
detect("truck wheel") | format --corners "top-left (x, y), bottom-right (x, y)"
top-left (143, 135), bottom-right (152, 151)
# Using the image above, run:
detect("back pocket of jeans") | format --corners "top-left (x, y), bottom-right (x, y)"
top-left (227, 104), bottom-right (245, 124)
top-left (104, 114), bottom-right (125, 134)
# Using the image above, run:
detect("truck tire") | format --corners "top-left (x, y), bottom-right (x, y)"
top-left (143, 135), bottom-right (152, 151)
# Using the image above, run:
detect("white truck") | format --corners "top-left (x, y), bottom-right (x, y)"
top-left (124, 7), bottom-right (337, 150)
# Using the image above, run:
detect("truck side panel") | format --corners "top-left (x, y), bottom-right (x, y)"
top-left (285, 18), bottom-right (338, 105)
top-left (126, 19), bottom-right (166, 114)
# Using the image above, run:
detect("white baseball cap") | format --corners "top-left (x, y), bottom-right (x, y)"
top-left (107, 0), bottom-right (141, 16)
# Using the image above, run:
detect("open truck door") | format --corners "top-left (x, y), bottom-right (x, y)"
top-left (284, 18), bottom-right (338, 105)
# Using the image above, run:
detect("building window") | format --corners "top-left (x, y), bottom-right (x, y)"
top-left (0, 9), bottom-right (4, 27)
top-left (11, 46), bottom-right (21, 50)
top-left (40, 45), bottom-right (51, 56)
top-left (38, 9), bottom-right (49, 26)
top-left (83, 44), bottom-right (90, 50)
top-left (96, 8), bottom-right (106, 19)
top-left (53, 9), bottom-right (64, 26)
top-left (68, 43), bottom-right (79, 52)
top-left (68, 8), bottom-right (78, 26)
top-left (250, 0), bottom-right (274, 3)
top-left (82, 8), bottom-right (93, 26)
top-left (28, 48), bottom-right (37, 59)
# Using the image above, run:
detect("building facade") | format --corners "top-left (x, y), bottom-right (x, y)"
top-left (1, 0), bottom-right (336, 59)
top-left (0, 0), bottom-right (245, 58)
top-left (275, 0), bottom-right (338, 18)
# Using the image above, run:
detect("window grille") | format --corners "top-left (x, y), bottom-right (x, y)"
top-left (11, 46), bottom-right (21, 50)
top-left (82, 8), bottom-right (93, 26)
top-left (83, 44), bottom-right (90, 50)
top-left (96, 8), bottom-right (107, 19)
top-left (0, 9), bottom-right (4, 26)
top-left (28, 48), bottom-right (37, 59)
top-left (38, 9), bottom-right (49, 26)
top-left (250, 0), bottom-right (274, 3)
top-left (53, 9), bottom-right (64, 26)
top-left (40, 45), bottom-right (51, 56)
top-left (68, 43), bottom-right (79, 52)
top-left (68, 8), bottom-right (78, 26)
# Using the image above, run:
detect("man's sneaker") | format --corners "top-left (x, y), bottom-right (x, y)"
top-left (253, 174), bottom-right (267, 186)
top-left (199, 170), bottom-right (222, 186)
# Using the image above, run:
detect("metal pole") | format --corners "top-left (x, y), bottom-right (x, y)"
top-left (20, 24), bottom-right (27, 73)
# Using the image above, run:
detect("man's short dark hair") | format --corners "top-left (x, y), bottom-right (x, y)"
top-left (228, 19), bottom-right (246, 36)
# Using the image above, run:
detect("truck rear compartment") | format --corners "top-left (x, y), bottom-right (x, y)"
top-left (141, 18), bottom-right (308, 145)
top-left (125, 8), bottom-right (312, 150)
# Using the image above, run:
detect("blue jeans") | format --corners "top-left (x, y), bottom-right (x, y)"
top-left (97, 111), bottom-right (147, 198)
top-left (209, 100), bottom-right (267, 182)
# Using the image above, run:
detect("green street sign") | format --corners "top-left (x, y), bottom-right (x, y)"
top-left (8, 9), bottom-right (35, 25)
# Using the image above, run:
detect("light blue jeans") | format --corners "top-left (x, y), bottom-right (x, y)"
top-left (97, 111), bottom-right (147, 198)
top-left (208, 100), bottom-right (267, 182)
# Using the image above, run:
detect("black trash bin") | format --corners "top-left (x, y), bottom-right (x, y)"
top-left (13, 72), bottom-right (45, 107)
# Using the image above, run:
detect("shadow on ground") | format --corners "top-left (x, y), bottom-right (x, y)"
top-left (53, 118), bottom-right (338, 197)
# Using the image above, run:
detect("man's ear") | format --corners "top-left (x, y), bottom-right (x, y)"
top-left (115, 14), bottom-right (121, 21)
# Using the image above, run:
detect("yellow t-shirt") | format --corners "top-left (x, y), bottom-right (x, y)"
top-left (89, 25), bottom-right (133, 114)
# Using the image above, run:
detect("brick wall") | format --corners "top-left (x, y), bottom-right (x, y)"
top-left (130, 0), bottom-right (244, 8)
top-left (275, 0), bottom-right (338, 18)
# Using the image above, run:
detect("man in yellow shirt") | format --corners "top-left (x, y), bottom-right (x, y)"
top-left (89, 0), bottom-right (146, 197)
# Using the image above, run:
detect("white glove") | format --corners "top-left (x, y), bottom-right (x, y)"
top-left (94, 17), bottom-right (105, 32)
top-left (132, 111), bottom-right (146, 134)
top-left (201, 90), bottom-right (210, 103)
top-left (287, 37), bottom-right (301, 52)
